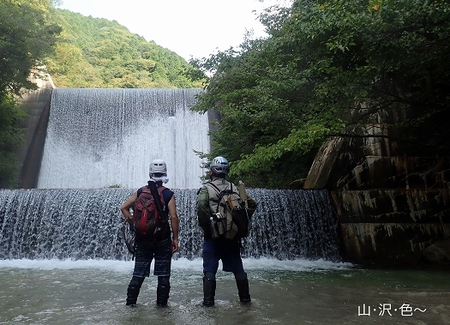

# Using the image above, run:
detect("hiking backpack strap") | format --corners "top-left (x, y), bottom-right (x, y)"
top-left (148, 181), bottom-right (167, 221)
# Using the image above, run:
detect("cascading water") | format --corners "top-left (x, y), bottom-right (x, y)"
top-left (0, 188), bottom-right (341, 261)
top-left (5, 89), bottom-right (450, 325)
top-left (2, 87), bottom-right (342, 262)
top-left (3, 190), bottom-right (450, 325)
top-left (37, 88), bottom-right (209, 189)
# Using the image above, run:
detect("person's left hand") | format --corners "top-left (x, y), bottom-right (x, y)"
top-left (171, 239), bottom-right (179, 253)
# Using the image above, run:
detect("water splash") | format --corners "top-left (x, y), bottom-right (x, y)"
top-left (0, 188), bottom-right (341, 261)
top-left (37, 88), bottom-right (209, 189)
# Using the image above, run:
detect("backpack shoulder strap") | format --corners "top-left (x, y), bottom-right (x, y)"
top-left (206, 180), bottom-right (234, 193)
top-left (148, 181), bottom-right (167, 220)
top-left (205, 181), bottom-right (220, 193)
top-left (157, 185), bottom-right (167, 196)
top-left (205, 181), bottom-right (227, 214)
top-left (139, 186), bottom-right (151, 195)
top-left (204, 181), bottom-right (221, 202)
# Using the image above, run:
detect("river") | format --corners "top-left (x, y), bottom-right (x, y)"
top-left (1, 258), bottom-right (449, 325)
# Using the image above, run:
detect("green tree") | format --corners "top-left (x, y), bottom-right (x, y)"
top-left (47, 9), bottom-right (203, 89)
top-left (0, 0), bottom-right (61, 94)
top-left (0, 93), bottom-right (26, 188)
top-left (0, 0), bottom-right (61, 187)
top-left (191, 0), bottom-right (450, 188)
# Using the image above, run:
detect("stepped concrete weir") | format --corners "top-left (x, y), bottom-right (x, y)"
top-left (304, 114), bottom-right (450, 266)
top-left (38, 88), bottom-right (210, 189)
top-left (8, 85), bottom-right (342, 263)
top-left (0, 188), bottom-right (341, 261)
top-left (14, 83), bottom-right (450, 265)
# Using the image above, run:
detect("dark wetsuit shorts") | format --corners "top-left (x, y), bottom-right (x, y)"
top-left (133, 238), bottom-right (172, 277)
top-left (202, 238), bottom-right (244, 274)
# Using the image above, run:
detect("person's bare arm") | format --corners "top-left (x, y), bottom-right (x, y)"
top-left (120, 192), bottom-right (137, 222)
top-left (168, 195), bottom-right (179, 253)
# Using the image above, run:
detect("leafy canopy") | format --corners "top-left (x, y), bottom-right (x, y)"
top-left (191, 0), bottom-right (450, 188)
top-left (0, 0), bottom-right (61, 94)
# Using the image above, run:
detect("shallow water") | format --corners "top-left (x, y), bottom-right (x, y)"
top-left (1, 258), bottom-right (449, 325)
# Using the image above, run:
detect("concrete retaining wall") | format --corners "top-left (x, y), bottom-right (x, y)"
top-left (304, 117), bottom-right (450, 265)
top-left (16, 77), bottom-right (53, 188)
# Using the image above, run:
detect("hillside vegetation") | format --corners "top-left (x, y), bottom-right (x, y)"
top-left (46, 9), bottom-right (203, 88)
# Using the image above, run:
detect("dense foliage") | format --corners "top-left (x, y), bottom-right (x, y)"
top-left (0, 0), bottom-right (61, 187)
top-left (46, 9), bottom-right (203, 88)
top-left (0, 0), bottom-right (61, 94)
top-left (191, 0), bottom-right (450, 188)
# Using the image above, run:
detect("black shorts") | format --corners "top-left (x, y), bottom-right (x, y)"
top-left (133, 238), bottom-right (172, 277)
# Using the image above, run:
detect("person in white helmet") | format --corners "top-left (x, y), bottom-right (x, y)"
top-left (120, 158), bottom-right (179, 307)
top-left (196, 156), bottom-right (257, 307)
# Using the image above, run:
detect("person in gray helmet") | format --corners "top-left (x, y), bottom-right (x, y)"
top-left (121, 158), bottom-right (179, 307)
top-left (196, 156), bottom-right (257, 307)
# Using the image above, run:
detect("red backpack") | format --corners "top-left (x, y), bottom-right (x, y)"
top-left (132, 183), bottom-right (168, 241)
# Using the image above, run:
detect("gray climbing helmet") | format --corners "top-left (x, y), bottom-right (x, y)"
top-left (210, 156), bottom-right (229, 176)
top-left (149, 159), bottom-right (167, 175)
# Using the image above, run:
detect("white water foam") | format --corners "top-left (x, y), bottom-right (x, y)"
top-left (0, 258), bottom-right (353, 272)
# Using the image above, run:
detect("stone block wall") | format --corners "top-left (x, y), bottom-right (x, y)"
top-left (304, 120), bottom-right (450, 266)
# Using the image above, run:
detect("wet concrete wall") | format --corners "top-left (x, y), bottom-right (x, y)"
top-left (304, 118), bottom-right (450, 266)
top-left (333, 187), bottom-right (450, 265)
top-left (16, 77), bottom-right (54, 188)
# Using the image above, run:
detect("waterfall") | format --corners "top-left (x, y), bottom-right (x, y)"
top-left (7, 88), bottom-right (342, 262)
top-left (37, 88), bottom-right (209, 189)
top-left (0, 188), bottom-right (341, 261)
